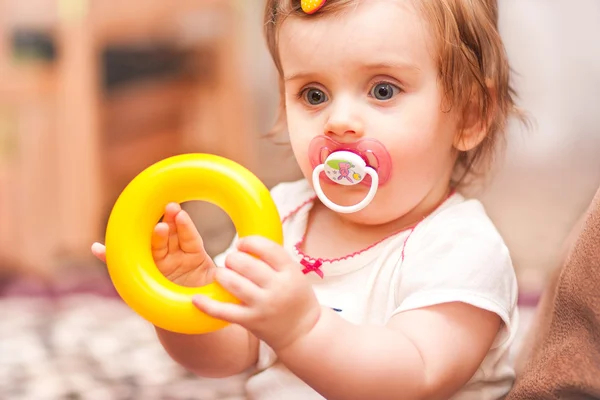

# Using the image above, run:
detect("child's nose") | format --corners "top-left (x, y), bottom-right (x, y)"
top-left (324, 99), bottom-right (364, 139)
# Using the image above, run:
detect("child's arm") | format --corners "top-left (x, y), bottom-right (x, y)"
top-left (192, 236), bottom-right (505, 400)
top-left (276, 302), bottom-right (501, 400)
top-left (155, 325), bottom-right (258, 378)
top-left (92, 202), bottom-right (258, 377)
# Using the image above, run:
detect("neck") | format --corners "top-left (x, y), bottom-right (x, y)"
top-left (303, 183), bottom-right (454, 260)
top-left (333, 183), bottom-right (452, 236)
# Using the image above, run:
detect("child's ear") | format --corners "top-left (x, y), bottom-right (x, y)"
top-left (453, 82), bottom-right (494, 152)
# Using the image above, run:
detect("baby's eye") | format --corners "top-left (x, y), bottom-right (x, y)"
top-left (303, 88), bottom-right (328, 105)
top-left (370, 82), bottom-right (400, 101)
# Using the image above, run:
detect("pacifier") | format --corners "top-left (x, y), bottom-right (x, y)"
top-left (309, 136), bottom-right (392, 214)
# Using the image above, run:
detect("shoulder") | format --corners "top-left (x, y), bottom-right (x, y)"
top-left (409, 193), bottom-right (510, 260)
top-left (406, 192), bottom-right (514, 271)
top-left (420, 193), bottom-right (503, 240)
top-left (397, 193), bottom-right (518, 330)
top-left (269, 179), bottom-right (315, 221)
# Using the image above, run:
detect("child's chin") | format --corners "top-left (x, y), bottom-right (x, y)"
top-left (335, 207), bottom-right (391, 226)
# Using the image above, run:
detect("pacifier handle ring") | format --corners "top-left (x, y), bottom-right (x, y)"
top-left (312, 165), bottom-right (379, 214)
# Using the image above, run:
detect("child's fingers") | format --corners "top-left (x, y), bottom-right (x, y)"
top-left (162, 203), bottom-right (181, 253)
top-left (151, 222), bottom-right (170, 261)
top-left (224, 251), bottom-right (273, 288)
top-left (162, 202), bottom-right (181, 224)
top-left (214, 267), bottom-right (262, 306)
top-left (237, 236), bottom-right (292, 272)
top-left (192, 294), bottom-right (250, 325)
top-left (91, 242), bottom-right (106, 263)
top-left (175, 210), bottom-right (203, 253)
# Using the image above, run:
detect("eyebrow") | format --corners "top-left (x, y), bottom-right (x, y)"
top-left (283, 61), bottom-right (421, 82)
top-left (359, 61), bottom-right (421, 73)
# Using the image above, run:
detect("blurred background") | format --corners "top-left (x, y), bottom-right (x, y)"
top-left (0, 0), bottom-right (598, 399)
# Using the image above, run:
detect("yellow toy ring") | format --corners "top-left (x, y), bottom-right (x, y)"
top-left (105, 153), bottom-right (283, 335)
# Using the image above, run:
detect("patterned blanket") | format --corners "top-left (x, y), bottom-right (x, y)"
top-left (0, 291), bottom-right (248, 400)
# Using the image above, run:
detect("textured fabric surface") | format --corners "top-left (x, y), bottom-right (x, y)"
top-left (507, 187), bottom-right (600, 400)
top-left (0, 294), bottom-right (248, 400)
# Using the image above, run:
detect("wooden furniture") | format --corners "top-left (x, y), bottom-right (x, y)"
top-left (0, 0), bottom-right (255, 274)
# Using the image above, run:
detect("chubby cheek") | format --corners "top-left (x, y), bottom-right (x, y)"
top-left (378, 110), bottom-right (457, 206)
top-left (289, 135), bottom-right (313, 178)
top-left (390, 130), bottom-right (451, 185)
top-left (286, 114), bottom-right (315, 180)
top-left (285, 99), bottom-right (328, 176)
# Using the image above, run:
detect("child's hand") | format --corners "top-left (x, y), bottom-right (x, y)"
top-left (192, 236), bottom-right (322, 351)
top-left (91, 202), bottom-right (216, 287)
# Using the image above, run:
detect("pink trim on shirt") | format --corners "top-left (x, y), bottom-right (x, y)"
top-left (300, 257), bottom-right (324, 278)
top-left (400, 226), bottom-right (416, 262)
top-left (281, 195), bottom-right (317, 225)
top-left (281, 187), bottom-right (456, 276)
top-left (294, 225), bottom-right (415, 264)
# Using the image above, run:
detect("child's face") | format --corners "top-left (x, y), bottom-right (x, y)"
top-left (279, 0), bottom-right (461, 225)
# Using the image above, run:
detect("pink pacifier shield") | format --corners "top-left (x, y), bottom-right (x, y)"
top-left (308, 136), bottom-right (392, 186)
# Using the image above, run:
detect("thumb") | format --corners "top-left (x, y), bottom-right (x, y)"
top-left (91, 242), bottom-right (107, 263)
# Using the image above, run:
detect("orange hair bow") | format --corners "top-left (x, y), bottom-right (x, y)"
top-left (301, 0), bottom-right (326, 14)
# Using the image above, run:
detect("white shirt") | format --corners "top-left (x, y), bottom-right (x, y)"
top-left (214, 179), bottom-right (519, 400)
